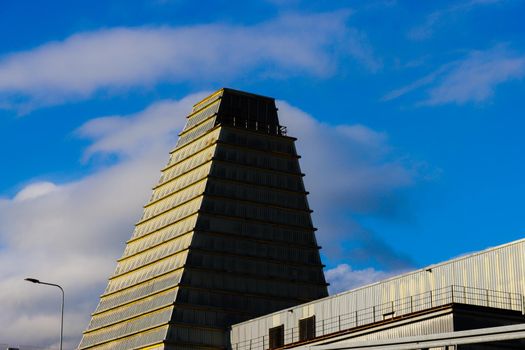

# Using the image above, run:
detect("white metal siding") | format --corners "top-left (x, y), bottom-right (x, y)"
top-left (231, 238), bottom-right (525, 345)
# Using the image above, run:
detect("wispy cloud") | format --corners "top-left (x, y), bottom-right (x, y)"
top-left (0, 12), bottom-right (381, 111)
top-left (0, 93), bottom-right (418, 347)
top-left (279, 101), bottom-right (417, 268)
top-left (381, 64), bottom-right (451, 102)
top-left (76, 92), bottom-right (209, 161)
top-left (383, 46), bottom-right (525, 106)
top-left (346, 28), bottom-right (383, 72)
top-left (0, 96), bottom-right (193, 347)
top-left (325, 264), bottom-right (395, 294)
top-left (408, 0), bottom-right (502, 41)
top-left (424, 47), bottom-right (525, 105)
top-left (13, 182), bottom-right (59, 202)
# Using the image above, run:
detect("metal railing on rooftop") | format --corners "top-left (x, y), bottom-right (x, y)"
top-left (220, 116), bottom-right (287, 136)
top-left (231, 285), bottom-right (524, 350)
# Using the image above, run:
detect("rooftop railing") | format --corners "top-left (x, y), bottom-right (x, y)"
top-left (220, 116), bottom-right (287, 136)
top-left (231, 285), bottom-right (524, 350)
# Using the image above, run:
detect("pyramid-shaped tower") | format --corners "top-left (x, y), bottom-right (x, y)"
top-left (79, 88), bottom-right (328, 350)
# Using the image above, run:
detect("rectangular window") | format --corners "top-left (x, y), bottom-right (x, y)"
top-left (269, 325), bottom-right (284, 349)
top-left (299, 315), bottom-right (316, 341)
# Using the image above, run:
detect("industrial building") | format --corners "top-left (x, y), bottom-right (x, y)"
top-left (79, 88), bottom-right (328, 350)
top-left (230, 238), bottom-right (525, 350)
top-left (79, 88), bottom-right (525, 350)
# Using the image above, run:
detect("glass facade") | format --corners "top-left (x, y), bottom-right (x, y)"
top-left (79, 88), bottom-right (328, 350)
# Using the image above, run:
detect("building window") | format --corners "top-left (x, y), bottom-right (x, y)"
top-left (299, 315), bottom-right (316, 341)
top-left (269, 325), bottom-right (284, 349)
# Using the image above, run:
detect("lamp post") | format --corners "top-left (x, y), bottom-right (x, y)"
top-left (25, 278), bottom-right (64, 350)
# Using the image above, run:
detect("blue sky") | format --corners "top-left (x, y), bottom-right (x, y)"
top-left (0, 0), bottom-right (524, 347)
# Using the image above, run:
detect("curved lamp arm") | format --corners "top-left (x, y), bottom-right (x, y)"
top-left (25, 278), bottom-right (64, 350)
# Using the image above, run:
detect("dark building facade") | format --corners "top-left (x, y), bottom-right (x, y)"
top-left (79, 88), bottom-right (328, 350)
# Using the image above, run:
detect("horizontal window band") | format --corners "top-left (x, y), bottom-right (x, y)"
top-left (157, 154), bottom-right (304, 194)
top-left (187, 245), bottom-right (325, 269)
top-left (80, 320), bottom-right (169, 349)
top-left (136, 192), bottom-right (203, 226)
top-left (168, 301), bottom-right (253, 318)
top-left (86, 295), bottom-right (176, 332)
top-left (158, 147), bottom-right (215, 185)
top-left (144, 176), bottom-right (208, 210)
top-left (200, 209), bottom-right (317, 231)
top-left (100, 265), bottom-right (185, 299)
top-left (215, 139), bottom-right (300, 160)
top-left (94, 273), bottom-right (182, 314)
top-left (169, 124), bottom-right (222, 155)
top-left (212, 158), bottom-right (305, 178)
top-left (178, 111), bottom-right (219, 137)
top-left (207, 174), bottom-right (309, 196)
top-left (92, 286), bottom-right (179, 318)
top-left (127, 212), bottom-right (198, 244)
top-left (175, 119), bottom-right (217, 149)
top-left (153, 159), bottom-right (213, 190)
top-left (109, 248), bottom-right (189, 281)
top-left (160, 138), bottom-right (218, 173)
top-left (177, 283), bottom-right (321, 306)
top-left (183, 261), bottom-right (328, 287)
top-left (177, 285), bottom-right (312, 308)
top-left (192, 227), bottom-right (322, 251)
top-left (133, 195), bottom-right (316, 246)
top-left (111, 243), bottom-right (191, 279)
top-left (148, 167), bottom-right (211, 208)
top-left (80, 329), bottom-right (166, 350)
top-left (121, 227), bottom-right (322, 274)
top-left (118, 230), bottom-right (193, 262)
top-left (203, 193), bottom-right (313, 214)
top-left (190, 91), bottom-right (223, 116)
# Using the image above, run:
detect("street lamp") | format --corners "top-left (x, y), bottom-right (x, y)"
top-left (25, 278), bottom-right (64, 350)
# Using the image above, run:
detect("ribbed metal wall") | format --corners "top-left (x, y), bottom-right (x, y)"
top-left (340, 313), bottom-right (454, 343)
top-left (230, 238), bottom-right (525, 345)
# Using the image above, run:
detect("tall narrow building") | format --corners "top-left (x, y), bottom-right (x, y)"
top-left (79, 88), bottom-right (328, 350)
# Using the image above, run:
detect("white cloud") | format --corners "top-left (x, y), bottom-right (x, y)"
top-left (13, 182), bottom-right (59, 202)
top-left (325, 264), bottom-right (394, 294)
top-left (408, 0), bottom-right (502, 41)
top-left (278, 101), bottom-right (416, 268)
top-left (0, 12), bottom-right (380, 111)
top-left (0, 94), bottom-right (417, 347)
top-left (424, 47), bottom-right (525, 105)
top-left (280, 102), bottom-right (414, 214)
top-left (0, 98), bottom-right (193, 347)
top-left (346, 28), bottom-right (383, 73)
top-left (76, 92), bottom-right (208, 160)
top-left (383, 46), bottom-right (525, 106)
top-left (381, 64), bottom-right (451, 102)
